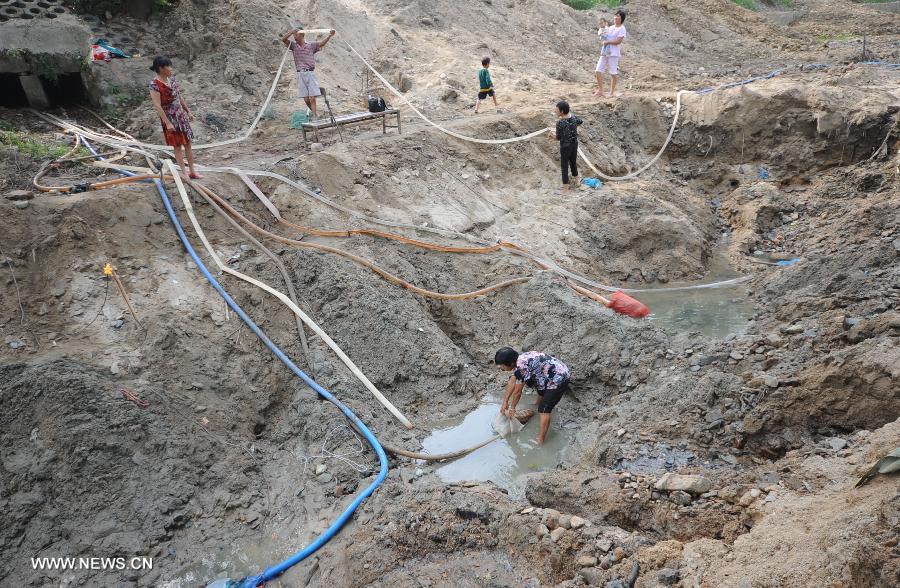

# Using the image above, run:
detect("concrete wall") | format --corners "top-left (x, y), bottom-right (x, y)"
top-left (0, 13), bottom-right (91, 60)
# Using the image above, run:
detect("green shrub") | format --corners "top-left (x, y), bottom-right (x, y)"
top-left (0, 130), bottom-right (71, 159)
top-left (562, 0), bottom-right (622, 10)
top-left (731, 0), bottom-right (757, 9)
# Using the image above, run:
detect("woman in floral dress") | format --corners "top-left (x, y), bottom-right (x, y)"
top-left (148, 56), bottom-right (202, 179)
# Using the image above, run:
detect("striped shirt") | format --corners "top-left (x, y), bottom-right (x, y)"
top-left (288, 40), bottom-right (320, 71)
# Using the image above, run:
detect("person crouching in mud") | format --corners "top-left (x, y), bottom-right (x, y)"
top-left (495, 347), bottom-right (571, 445)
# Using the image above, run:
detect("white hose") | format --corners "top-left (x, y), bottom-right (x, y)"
top-left (39, 99), bottom-right (751, 295)
top-left (577, 90), bottom-right (689, 181)
top-left (343, 40), bottom-right (553, 145)
top-left (163, 160), bottom-right (414, 429)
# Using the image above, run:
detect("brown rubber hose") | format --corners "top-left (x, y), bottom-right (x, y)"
top-left (34, 173), bottom-right (161, 193)
top-left (381, 435), bottom-right (500, 462)
top-left (194, 183), bottom-right (533, 301)
top-left (279, 217), bottom-right (504, 254)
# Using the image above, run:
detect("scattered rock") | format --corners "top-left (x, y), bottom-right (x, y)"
top-left (654, 473), bottom-right (712, 495)
top-left (729, 351), bottom-right (744, 360)
top-left (536, 524), bottom-right (549, 538)
top-left (15, 200), bottom-right (30, 210)
top-left (577, 555), bottom-right (598, 567)
top-left (827, 437), bottom-right (847, 451)
top-left (542, 508), bottom-right (561, 530)
top-left (739, 488), bottom-right (761, 506)
top-left (309, 142), bottom-right (324, 152)
top-left (612, 547), bottom-right (626, 562)
top-left (4, 189), bottom-right (33, 201)
top-left (550, 527), bottom-right (566, 542)
top-left (783, 324), bottom-right (804, 335)
top-left (521, 507), bottom-right (535, 514)
top-left (764, 375), bottom-right (779, 388)
top-left (316, 472), bottom-right (334, 484)
top-left (669, 490), bottom-right (692, 506)
top-left (570, 515), bottom-right (587, 529)
top-left (558, 514), bottom-right (572, 529)
top-left (596, 538), bottom-right (613, 552)
top-left (657, 568), bottom-right (680, 586)
top-left (315, 464), bottom-right (327, 475)
top-left (580, 568), bottom-right (605, 586)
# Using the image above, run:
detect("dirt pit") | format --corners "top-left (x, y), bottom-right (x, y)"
top-left (2, 0), bottom-right (899, 587)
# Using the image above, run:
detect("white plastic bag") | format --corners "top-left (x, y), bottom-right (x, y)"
top-left (491, 410), bottom-right (524, 438)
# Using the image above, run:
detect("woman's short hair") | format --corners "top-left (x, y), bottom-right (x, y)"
top-left (556, 100), bottom-right (570, 115)
top-left (615, 9), bottom-right (626, 23)
top-left (494, 347), bottom-right (519, 368)
top-left (150, 56), bottom-right (173, 73)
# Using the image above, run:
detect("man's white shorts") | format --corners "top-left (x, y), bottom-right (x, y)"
top-left (297, 70), bottom-right (321, 98)
top-left (596, 56), bottom-right (619, 75)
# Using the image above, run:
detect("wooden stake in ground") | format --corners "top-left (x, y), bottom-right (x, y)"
top-left (104, 263), bottom-right (143, 329)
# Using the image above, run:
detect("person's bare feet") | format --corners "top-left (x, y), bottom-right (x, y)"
top-left (535, 436), bottom-right (545, 445)
top-left (592, 89), bottom-right (602, 96)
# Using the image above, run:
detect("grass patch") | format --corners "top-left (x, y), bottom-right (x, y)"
top-left (0, 129), bottom-right (71, 159)
top-left (815, 32), bottom-right (856, 42)
top-left (730, 0), bottom-right (795, 9)
top-left (562, 0), bottom-right (621, 10)
top-left (731, 0), bottom-right (758, 9)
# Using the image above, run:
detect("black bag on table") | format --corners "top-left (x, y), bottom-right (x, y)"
top-left (368, 96), bottom-right (387, 113)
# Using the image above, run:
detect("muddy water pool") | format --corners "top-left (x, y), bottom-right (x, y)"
top-left (422, 399), bottom-right (572, 499)
top-left (630, 246), bottom-right (754, 338)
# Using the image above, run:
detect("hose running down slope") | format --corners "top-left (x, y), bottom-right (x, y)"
top-left (78, 138), bottom-right (390, 587)
top-left (163, 163), bottom-right (413, 428)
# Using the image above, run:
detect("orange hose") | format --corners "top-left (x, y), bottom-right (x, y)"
top-left (279, 217), bottom-right (504, 253)
top-left (567, 280), bottom-right (612, 306)
top-left (192, 182), bottom-right (531, 300)
top-left (35, 173), bottom-right (165, 193)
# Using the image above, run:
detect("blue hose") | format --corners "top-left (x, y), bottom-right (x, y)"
top-left (80, 138), bottom-right (389, 587)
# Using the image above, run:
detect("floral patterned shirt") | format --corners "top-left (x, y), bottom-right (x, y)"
top-left (514, 351), bottom-right (571, 391)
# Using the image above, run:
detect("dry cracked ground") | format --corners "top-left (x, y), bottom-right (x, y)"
top-left (1, 1), bottom-right (898, 587)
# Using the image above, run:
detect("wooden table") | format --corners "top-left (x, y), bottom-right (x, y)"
top-left (301, 109), bottom-right (401, 145)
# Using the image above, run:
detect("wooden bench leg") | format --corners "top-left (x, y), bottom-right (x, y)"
top-left (397, 112), bottom-right (401, 134)
top-left (382, 112), bottom-right (386, 134)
